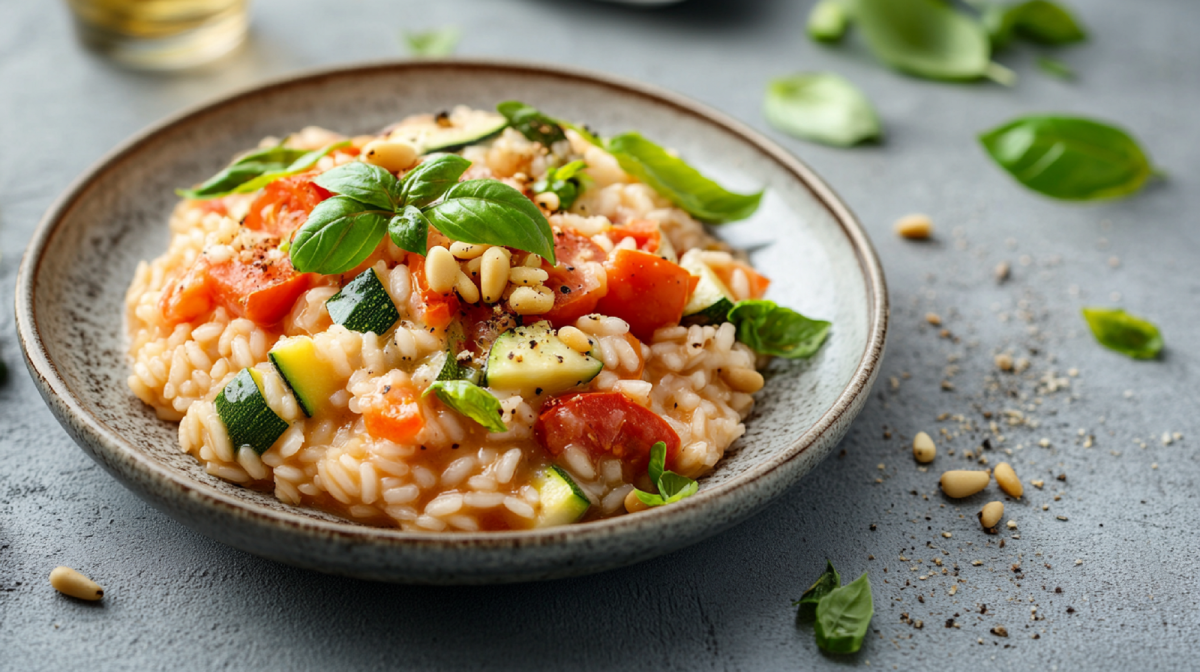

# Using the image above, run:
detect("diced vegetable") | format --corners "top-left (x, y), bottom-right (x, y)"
top-left (533, 465), bottom-right (591, 527)
top-left (540, 230), bottom-right (608, 328)
top-left (362, 382), bottom-right (424, 444)
top-left (326, 268), bottom-right (400, 334)
top-left (243, 172), bottom-right (331, 238)
top-left (385, 109), bottom-right (508, 154)
top-left (534, 392), bottom-right (681, 472)
top-left (268, 336), bottom-right (344, 417)
top-left (215, 368), bottom-right (289, 456)
top-left (484, 321), bottom-right (604, 398)
top-left (593, 249), bottom-right (699, 341)
top-left (680, 249), bottom-right (737, 326)
top-left (205, 251), bottom-right (313, 326)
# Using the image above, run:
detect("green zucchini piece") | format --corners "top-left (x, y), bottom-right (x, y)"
top-left (326, 268), bottom-right (400, 334)
top-left (386, 109), bottom-right (508, 154)
top-left (483, 321), bottom-right (603, 398)
top-left (268, 336), bottom-right (344, 418)
top-left (680, 249), bottom-right (736, 325)
top-left (534, 465), bottom-right (591, 527)
top-left (215, 368), bottom-right (289, 456)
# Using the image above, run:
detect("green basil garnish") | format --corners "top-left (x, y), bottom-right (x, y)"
top-left (982, 0), bottom-right (1086, 49)
top-left (793, 560), bottom-right (841, 621)
top-left (728, 300), bottom-right (831, 359)
top-left (633, 441), bottom-right (699, 507)
top-left (979, 115), bottom-right (1155, 200)
top-left (289, 197), bottom-right (391, 275)
top-left (1082, 307), bottom-right (1163, 360)
top-left (423, 179), bottom-right (557, 265)
top-left (389, 205), bottom-right (431, 256)
top-left (497, 101), bottom-right (568, 146)
top-left (403, 26), bottom-right (460, 58)
top-left (764, 73), bottom-right (882, 147)
top-left (813, 572), bottom-right (874, 654)
top-left (532, 160), bottom-right (588, 210)
top-left (1035, 56), bottom-right (1074, 80)
top-left (399, 154), bottom-right (472, 208)
top-left (177, 141), bottom-right (348, 200)
top-left (807, 0), bottom-right (849, 43)
top-left (423, 380), bottom-right (507, 433)
top-left (314, 162), bottom-right (404, 211)
top-left (606, 132), bottom-right (763, 223)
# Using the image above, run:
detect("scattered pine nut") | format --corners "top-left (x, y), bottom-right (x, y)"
top-left (994, 261), bottom-right (1011, 283)
top-left (994, 353), bottom-right (1014, 372)
top-left (1006, 519), bottom-right (1018, 530)
top-left (979, 501), bottom-right (1004, 532)
top-left (925, 312), bottom-right (942, 326)
top-left (49, 566), bottom-right (104, 601)
top-left (624, 489), bottom-right (650, 513)
top-left (894, 213), bottom-right (933, 240)
top-left (940, 470), bottom-right (990, 498)
top-left (534, 191), bottom-right (561, 212)
top-left (912, 432), bottom-right (937, 463)
top-left (361, 139), bottom-right (418, 172)
top-left (991, 626), bottom-right (1009, 638)
top-left (1031, 479), bottom-right (1045, 489)
top-left (993, 462), bottom-right (1023, 498)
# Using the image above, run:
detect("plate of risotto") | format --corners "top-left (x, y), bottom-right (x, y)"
top-left (17, 61), bottom-right (886, 583)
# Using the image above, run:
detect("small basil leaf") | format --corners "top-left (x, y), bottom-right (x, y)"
top-left (532, 165), bottom-right (582, 211)
top-left (403, 26), bottom-right (460, 58)
top-left (978, 115), bottom-right (1155, 200)
top-left (854, 0), bottom-right (998, 82)
top-left (399, 154), bottom-right (472, 208)
top-left (1082, 308), bottom-right (1163, 360)
top-left (807, 0), bottom-right (849, 43)
top-left (233, 141), bottom-right (350, 195)
top-left (497, 101), bottom-right (568, 146)
top-left (314, 162), bottom-right (404, 211)
top-left (389, 205), bottom-right (430, 256)
top-left (814, 573), bottom-right (873, 654)
top-left (633, 490), bottom-right (666, 507)
top-left (794, 560), bottom-right (842, 621)
top-left (178, 143), bottom-right (347, 200)
top-left (423, 380), bottom-right (507, 433)
top-left (728, 300), bottom-right (831, 359)
top-left (657, 472), bottom-right (698, 503)
top-left (647, 441), bottom-right (667, 486)
top-left (423, 179), bottom-right (557, 264)
top-left (289, 196), bottom-right (391, 275)
top-left (1035, 56), bottom-right (1075, 80)
top-left (764, 73), bottom-right (882, 147)
top-left (606, 132), bottom-right (763, 223)
top-left (178, 162), bottom-right (284, 200)
top-left (987, 0), bottom-right (1086, 48)
top-left (554, 160), bottom-right (587, 181)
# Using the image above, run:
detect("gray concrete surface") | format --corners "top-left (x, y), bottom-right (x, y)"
top-left (2, 0), bottom-right (1198, 669)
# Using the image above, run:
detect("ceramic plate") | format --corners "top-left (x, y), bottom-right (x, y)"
top-left (16, 60), bottom-right (887, 584)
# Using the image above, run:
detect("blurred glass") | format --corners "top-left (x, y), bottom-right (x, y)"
top-left (66, 0), bottom-right (248, 70)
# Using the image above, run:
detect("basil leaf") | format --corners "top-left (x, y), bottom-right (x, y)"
top-left (605, 132), bottom-right (763, 223)
top-left (794, 560), bottom-right (842, 620)
top-left (1036, 56), bottom-right (1075, 79)
top-left (233, 141), bottom-right (350, 194)
top-left (978, 115), bottom-right (1155, 200)
top-left (314, 162), bottom-right (404, 211)
top-left (764, 73), bottom-right (882, 147)
top-left (177, 144), bottom-right (308, 199)
top-left (399, 154), bottom-right (472, 208)
top-left (423, 180), bottom-right (557, 264)
top-left (1082, 307), bottom-right (1163, 360)
top-left (814, 573), bottom-right (873, 654)
top-left (423, 380), bottom-right (507, 433)
top-left (854, 0), bottom-right (1006, 83)
top-left (647, 440), bottom-right (667, 486)
top-left (657, 472), bottom-right (698, 502)
top-left (497, 101), bottom-right (568, 146)
top-left (389, 205), bottom-right (430, 256)
top-left (555, 160), bottom-right (587, 181)
top-left (728, 300), bottom-right (831, 359)
top-left (807, 0), bottom-right (849, 43)
top-left (532, 161), bottom-right (587, 210)
top-left (403, 26), bottom-right (460, 58)
top-left (985, 0), bottom-right (1086, 48)
top-left (289, 196), bottom-right (391, 274)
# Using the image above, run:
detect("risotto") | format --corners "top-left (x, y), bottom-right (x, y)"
top-left (125, 102), bottom-right (829, 532)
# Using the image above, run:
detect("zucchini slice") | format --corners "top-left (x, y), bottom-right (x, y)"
top-left (483, 321), bottom-right (603, 398)
top-left (680, 249), bottom-right (737, 326)
top-left (386, 109), bottom-right (508, 154)
top-left (215, 368), bottom-right (289, 456)
top-left (533, 465), bottom-right (591, 527)
top-left (268, 336), bottom-right (343, 418)
top-left (326, 268), bottom-right (400, 334)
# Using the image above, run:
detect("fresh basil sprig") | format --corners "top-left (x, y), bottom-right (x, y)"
top-left (177, 140), bottom-right (349, 200)
top-left (533, 160), bottom-right (588, 210)
top-left (813, 572), bottom-right (874, 654)
top-left (793, 560), bottom-right (841, 621)
top-left (981, 0), bottom-right (1086, 49)
top-left (633, 441), bottom-right (699, 507)
top-left (728, 300), bottom-right (831, 359)
top-left (764, 73), bottom-right (882, 147)
top-left (1082, 307), bottom-right (1163, 360)
top-left (979, 115), bottom-right (1156, 200)
top-left (497, 101), bottom-right (568, 146)
top-left (423, 380), bottom-right (507, 433)
top-left (807, 0), bottom-right (849, 43)
top-left (289, 154), bottom-right (556, 273)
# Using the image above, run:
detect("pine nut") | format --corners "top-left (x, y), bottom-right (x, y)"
top-left (993, 462), bottom-right (1023, 498)
top-left (894, 213), bottom-right (933, 240)
top-left (454, 271), bottom-right (480, 304)
top-left (624, 489), bottom-right (650, 513)
top-left (450, 242), bottom-right (489, 260)
top-left (509, 267), bottom-right (550, 286)
top-left (361, 140), bottom-right (419, 173)
top-left (424, 246), bottom-right (458, 294)
top-left (508, 285), bottom-right (554, 315)
top-left (557, 326), bottom-right (593, 353)
top-left (480, 247), bottom-right (510, 303)
top-left (979, 501), bottom-right (1004, 531)
top-left (940, 470), bottom-right (990, 498)
top-left (723, 367), bottom-right (764, 393)
top-left (534, 191), bottom-right (561, 211)
top-left (49, 566), bottom-right (104, 601)
top-left (523, 253), bottom-right (543, 268)
top-left (995, 353), bottom-right (1014, 372)
top-left (912, 431), bottom-right (937, 463)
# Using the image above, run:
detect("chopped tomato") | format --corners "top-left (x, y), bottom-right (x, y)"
top-left (406, 252), bottom-right (459, 330)
top-left (593, 249), bottom-right (698, 341)
top-left (363, 383), bottom-right (424, 444)
top-left (459, 304), bottom-right (520, 357)
top-left (206, 253), bottom-right (313, 325)
top-left (243, 172), bottom-right (331, 238)
top-left (534, 392), bottom-right (680, 472)
top-left (159, 264), bottom-right (214, 323)
top-left (540, 230), bottom-right (609, 329)
top-left (715, 261), bottom-right (771, 300)
top-left (608, 219), bottom-right (662, 254)
top-left (194, 198), bottom-right (229, 217)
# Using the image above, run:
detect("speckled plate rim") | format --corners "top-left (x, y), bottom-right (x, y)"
top-left (16, 59), bottom-right (887, 581)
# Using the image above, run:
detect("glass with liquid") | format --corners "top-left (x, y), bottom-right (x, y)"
top-left (67, 0), bottom-right (249, 70)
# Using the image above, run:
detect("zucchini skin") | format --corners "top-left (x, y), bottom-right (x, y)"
top-left (215, 368), bottom-right (289, 456)
top-left (326, 268), bottom-right (400, 334)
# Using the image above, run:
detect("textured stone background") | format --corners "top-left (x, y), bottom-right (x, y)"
top-left (2, 0), bottom-right (1198, 669)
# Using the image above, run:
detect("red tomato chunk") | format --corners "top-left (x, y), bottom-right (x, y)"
top-left (593, 248), bottom-right (698, 342)
top-left (534, 392), bottom-right (681, 472)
